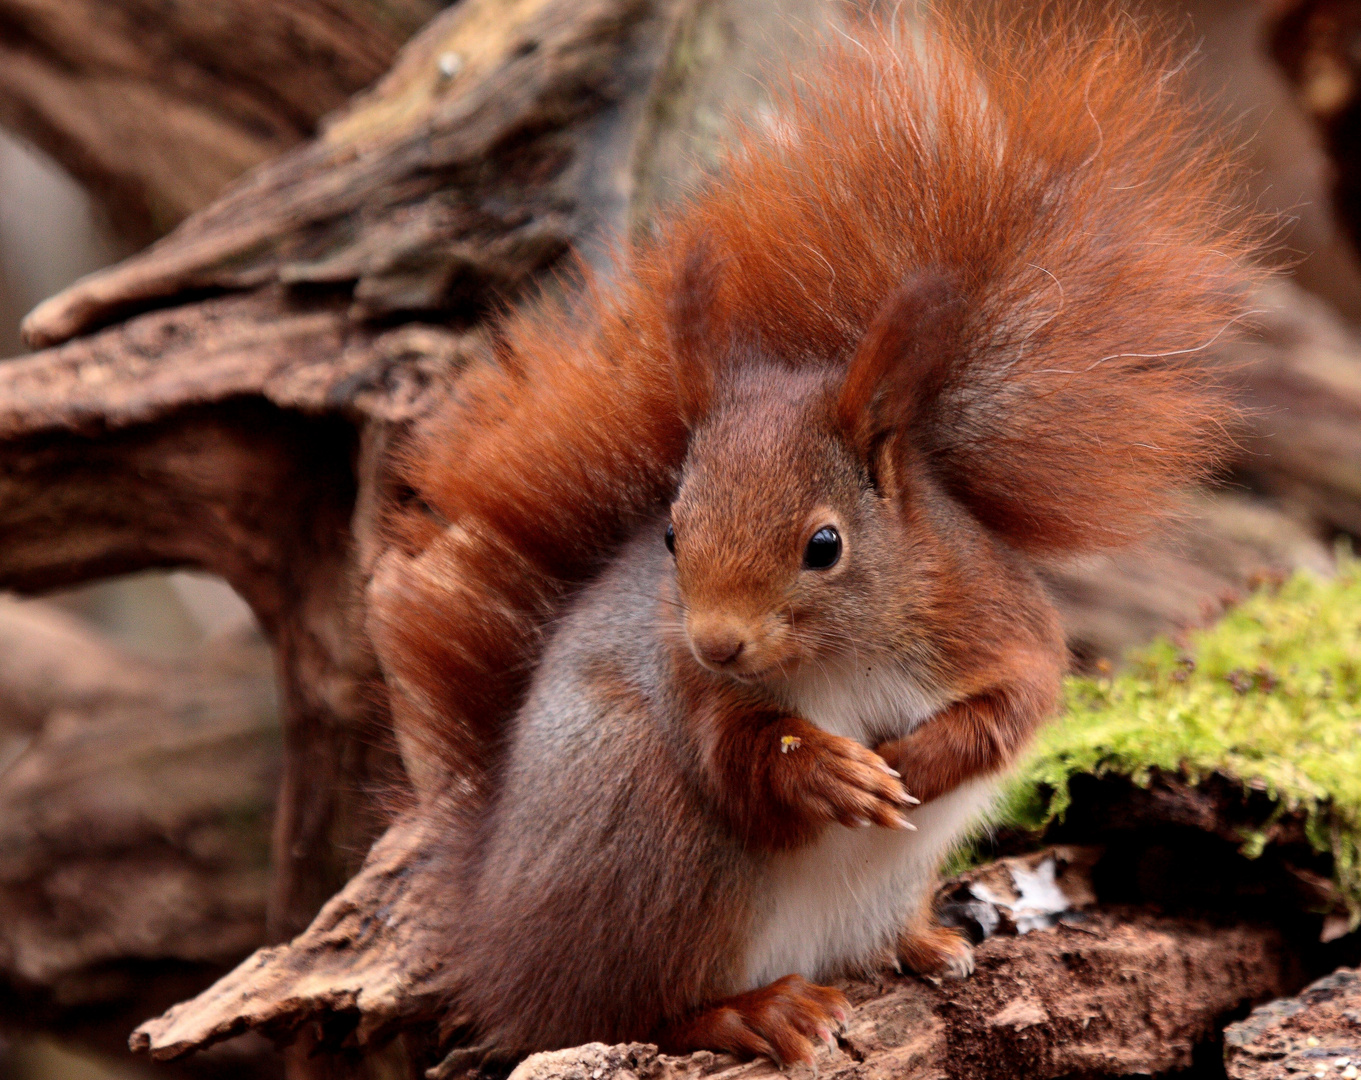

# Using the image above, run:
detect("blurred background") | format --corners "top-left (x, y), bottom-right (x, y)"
top-left (0, 127), bottom-right (278, 1080)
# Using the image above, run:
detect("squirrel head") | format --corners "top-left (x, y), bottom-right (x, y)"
top-left (663, 247), bottom-right (969, 683)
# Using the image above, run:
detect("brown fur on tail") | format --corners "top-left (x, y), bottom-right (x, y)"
top-left (374, 1), bottom-right (1271, 791)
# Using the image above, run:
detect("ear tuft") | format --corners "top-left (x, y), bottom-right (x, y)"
top-left (669, 235), bottom-right (724, 427)
top-left (835, 273), bottom-right (964, 456)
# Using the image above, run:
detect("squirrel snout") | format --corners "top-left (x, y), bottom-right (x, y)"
top-left (693, 631), bottom-right (745, 666)
top-left (687, 614), bottom-right (774, 673)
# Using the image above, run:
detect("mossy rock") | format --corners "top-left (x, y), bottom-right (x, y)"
top-left (993, 552), bottom-right (1361, 925)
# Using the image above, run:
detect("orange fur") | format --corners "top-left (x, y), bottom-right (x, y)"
top-left (656, 975), bottom-right (848, 1066)
top-left (375, 2), bottom-right (1267, 796)
top-left (370, 5), bottom-right (1274, 1061)
top-left (684, 680), bottom-right (919, 851)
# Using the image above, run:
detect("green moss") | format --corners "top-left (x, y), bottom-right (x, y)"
top-left (993, 552), bottom-right (1361, 923)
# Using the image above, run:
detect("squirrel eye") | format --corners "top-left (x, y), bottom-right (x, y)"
top-left (665, 523), bottom-right (676, 555)
top-left (803, 526), bottom-right (841, 570)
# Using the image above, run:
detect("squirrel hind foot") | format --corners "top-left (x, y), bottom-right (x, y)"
top-left (426, 1044), bottom-right (498, 1080)
top-left (896, 922), bottom-right (975, 981)
top-left (657, 974), bottom-right (849, 1067)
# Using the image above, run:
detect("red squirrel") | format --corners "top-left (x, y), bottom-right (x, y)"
top-left (368, 1), bottom-right (1269, 1066)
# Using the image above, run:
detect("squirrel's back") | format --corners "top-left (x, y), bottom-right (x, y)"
top-left (374, 0), bottom-right (1270, 793)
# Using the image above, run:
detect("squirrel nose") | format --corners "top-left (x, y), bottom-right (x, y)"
top-left (695, 634), bottom-right (744, 665)
top-left (688, 620), bottom-right (747, 666)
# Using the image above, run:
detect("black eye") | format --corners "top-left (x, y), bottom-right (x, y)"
top-left (803, 526), bottom-right (841, 570)
top-left (665, 523), bottom-right (676, 555)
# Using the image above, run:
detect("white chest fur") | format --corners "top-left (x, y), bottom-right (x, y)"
top-left (741, 659), bottom-right (995, 989)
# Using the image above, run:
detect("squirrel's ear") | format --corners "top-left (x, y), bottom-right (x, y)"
top-left (835, 272), bottom-right (963, 456)
top-left (668, 235), bottom-right (724, 428)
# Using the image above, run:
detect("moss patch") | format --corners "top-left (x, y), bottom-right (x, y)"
top-left (993, 553), bottom-right (1361, 922)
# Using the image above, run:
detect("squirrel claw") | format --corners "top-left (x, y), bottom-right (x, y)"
top-left (897, 924), bottom-right (975, 983)
top-left (659, 974), bottom-right (848, 1068)
top-left (426, 1045), bottom-right (494, 1080)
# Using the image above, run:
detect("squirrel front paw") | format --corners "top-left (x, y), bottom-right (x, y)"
top-left (776, 727), bottom-right (919, 832)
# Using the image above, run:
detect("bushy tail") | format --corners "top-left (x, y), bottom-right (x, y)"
top-left (372, 0), bottom-right (1272, 790)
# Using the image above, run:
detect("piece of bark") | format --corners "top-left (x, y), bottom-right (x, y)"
top-left (137, 897), bottom-right (1294, 1080)
top-left (130, 814), bottom-right (447, 1061)
top-left (0, 596), bottom-right (278, 1058)
top-left (1226, 966), bottom-right (1361, 1080)
top-left (0, 0), bottom-right (449, 242)
top-left (939, 846), bottom-right (1102, 938)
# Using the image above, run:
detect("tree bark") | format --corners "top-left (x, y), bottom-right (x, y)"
top-left (0, 0), bottom-right (450, 240)
top-left (0, 596), bottom-right (280, 1072)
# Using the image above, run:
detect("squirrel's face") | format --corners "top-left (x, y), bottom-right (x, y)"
top-left (666, 367), bottom-right (903, 682)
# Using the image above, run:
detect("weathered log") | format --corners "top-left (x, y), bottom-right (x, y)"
top-left (1226, 966), bottom-right (1361, 1080)
top-left (16, 0), bottom-right (834, 350)
top-left (135, 890), bottom-right (1296, 1080)
top-left (0, 0), bottom-right (449, 241)
top-left (18, 0), bottom-right (679, 347)
top-left (500, 907), bottom-right (1288, 1080)
top-left (0, 595), bottom-right (279, 1067)
top-left (128, 815), bottom-right (445, 1062)
top-left (130, 762), bottom-right (1347, 1077)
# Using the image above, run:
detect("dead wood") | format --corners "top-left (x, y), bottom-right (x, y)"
top-left (130, 769), bottom-right (1343, 1077)
top-left (16, 0), bottom-right (690, 348)
top-left (128, 815), bottom-right (447, 1062)
top-left (0, 0), bottom-right (448, 241)
top-left (505, 911), bottom-right (1290, 1080)
top-left (1226, 966), bottom-right (1361, 1080)
top-left (134, 874), bottom-right (1296, 1080)
top-left (0, 596), bottom-right (277, 1060)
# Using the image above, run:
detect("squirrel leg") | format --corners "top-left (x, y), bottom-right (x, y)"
top-left (874, 682), bottom-right (1053, 805)
top-left (896, 913), bottom-right (974, 980)
top-left (655, 975), bottom-right (849, 1066)
top-left (697, 706), bottom-right (917, 849)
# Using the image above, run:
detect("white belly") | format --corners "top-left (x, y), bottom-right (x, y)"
top-left (742, 777), bottom-right (995, 987)
top-left (742, 655), bottom-right (992, 988)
